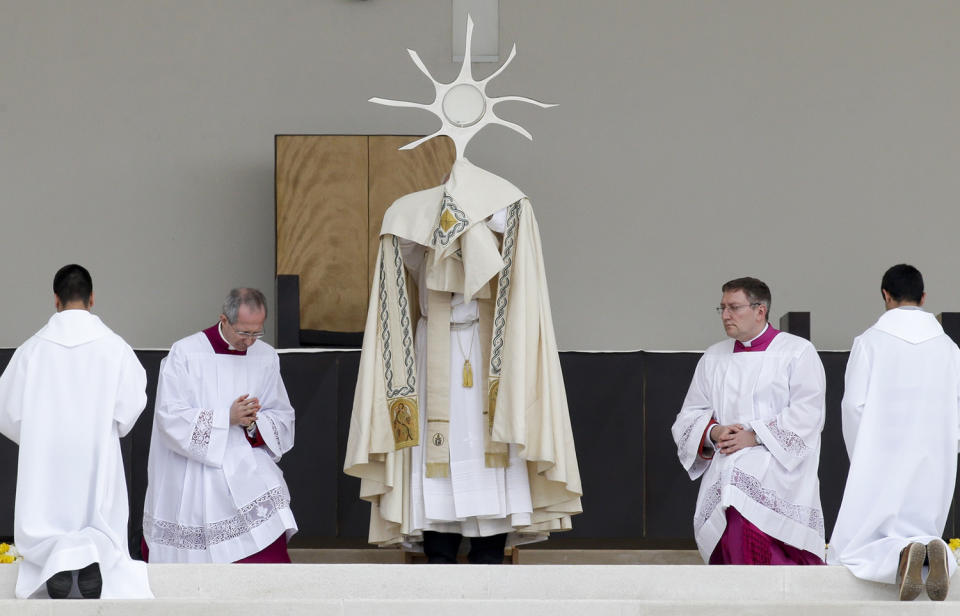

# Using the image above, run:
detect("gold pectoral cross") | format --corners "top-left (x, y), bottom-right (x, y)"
top-left (462, 359), bottom-right (474, 388)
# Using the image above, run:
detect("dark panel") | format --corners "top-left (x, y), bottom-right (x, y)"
top-left (127, 350), bottom-right (167, 558)
top-left (276, 275), bottom-right (301, 349)
top-left (336, 352), bottom-right (370, 540)
top-left (938, 313), bottom-right (960, 348)
top-left (299, 330), bottom-right (364, 348)
top-left (278, 352), bottom-right (341, 545)
top-left (780, 312), bottom-right (811, 340)
top-left (0, 349), bottom-right (14, 540)
top-left (642, 352), bottom-right (701, 545)
top-left (817, 351), bottom-right (850, 541)
top-left (557, 352), bottom-right (644, 540)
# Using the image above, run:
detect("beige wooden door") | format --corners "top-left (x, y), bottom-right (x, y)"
top-left (276, 135), bottom-right (454, 333)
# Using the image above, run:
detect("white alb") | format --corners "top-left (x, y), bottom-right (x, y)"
top-left (0, 310), bottom-right (152, 599)
top-left (828, 307), bottom-right (960, 583)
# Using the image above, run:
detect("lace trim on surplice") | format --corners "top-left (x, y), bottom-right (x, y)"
top-left (188, 409), bottom-right (214, 459)
top-left (263, 415), bottom-right (281, 449)
top-left (763, 418), bottom-right (811, 458)
top-left (694, 469), bottom-right (824, 537)
top-left (677, 421), bottom-right (696, 454)
top-left (143, 486), bottom-right (291, 551)
top-left (694, 480), bottom-right (722, 532)
top-left (730, 468), bottom-right (824, 536)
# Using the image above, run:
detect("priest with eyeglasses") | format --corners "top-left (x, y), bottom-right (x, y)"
top-left (671, 277), bottom-right (827, 565)
top-left (142, 288), bottom-right (297, 563)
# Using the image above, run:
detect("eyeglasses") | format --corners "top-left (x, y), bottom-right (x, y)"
top-left (225, 321), bottom-right (265, 339)
top-left (715, 302), bottom-right (761, 315)
top-left (234, 330), bottom-right (265, 339)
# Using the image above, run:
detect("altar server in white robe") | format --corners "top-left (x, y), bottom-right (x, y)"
top-left (672, 277), bottom-right (827, 565)
top-left (827, 264), bottom-right (960, 601)
top-left (143, 288), bottom-right (297, 563)
top-left (0, 264), bottom-right (151, 599)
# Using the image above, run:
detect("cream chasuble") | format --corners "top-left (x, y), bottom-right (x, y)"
top-left (672, 332), bottom-right (827, 561)
top-left (827, 308), bottom-right (960, 583)
top-left (344, 159), bottom-right (583, 545)
top-left (0, 310), bottom-right (152, 599)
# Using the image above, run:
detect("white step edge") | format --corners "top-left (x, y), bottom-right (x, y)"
top-left (0, 563), bottom-right (955, 602)
top-left (0, 599), bottom-right (956, 616)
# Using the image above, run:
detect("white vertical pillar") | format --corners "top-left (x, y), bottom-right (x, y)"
top-left (452, 0), bottom-right (499, 63)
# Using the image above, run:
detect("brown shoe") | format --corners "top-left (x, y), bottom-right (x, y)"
top-left (897, 542), bottom-right (925, 601)
top-left (926, 540), bottom-right (950, 601)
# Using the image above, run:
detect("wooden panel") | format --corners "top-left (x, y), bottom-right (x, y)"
top-left (368, 136), bottom-right (456, 291)
top-left (276, 136), bottom-right (368, 332)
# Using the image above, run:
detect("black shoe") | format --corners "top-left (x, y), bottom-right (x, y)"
top-left (46, 570), bottom-right (73, 599)
top-left (77, 562), bottom-right (101, 599)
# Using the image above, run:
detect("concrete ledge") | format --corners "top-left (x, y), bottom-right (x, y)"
top-left (0, 599), bottom-right (956, 616)
top-left (0, 562), bottom-right (956, 608)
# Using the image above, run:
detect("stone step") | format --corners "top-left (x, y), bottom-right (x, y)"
top-left (0, 600), bottom-right (958, 616)
top-left (0, 563), bottom-right (956, 613)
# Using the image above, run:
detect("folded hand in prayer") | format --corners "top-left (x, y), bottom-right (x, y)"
top-left (230, 394), bottom-right (261, 427)
top-left (712, 423), bottom-right (758, 455)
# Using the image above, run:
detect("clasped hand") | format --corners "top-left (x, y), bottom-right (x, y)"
top-left (709, 423), bottom-right (758, 455)
top-left (229, 394), bottom-right (261, 428)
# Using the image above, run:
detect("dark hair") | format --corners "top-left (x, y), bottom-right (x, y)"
top-left (881, 264), bottom-right (924, 304)
top-left (53, 264), bottom-right (93, 307)
top-left (222, 288), bottom-right (268, 323)
top-left (721, 277), bottom-right (771, 321)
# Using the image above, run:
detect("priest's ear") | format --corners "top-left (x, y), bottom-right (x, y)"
top-left (881, 289), bottom-right (892, 305)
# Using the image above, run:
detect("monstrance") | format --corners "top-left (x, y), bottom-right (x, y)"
top-left (369, 15), bottom-right (556, 160)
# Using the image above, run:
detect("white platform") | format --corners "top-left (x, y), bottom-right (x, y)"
top-left (0, 563), bottom-right (956, 614)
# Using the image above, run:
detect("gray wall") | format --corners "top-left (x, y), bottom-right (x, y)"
top-left (1, 1), bottom-right (958, 351)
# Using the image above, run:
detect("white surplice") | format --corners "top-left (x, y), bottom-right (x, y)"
top-left (672, 332), bottom-right (827, 561)
top-left (827, 307), bottom-right (960, 583)
top-left (401, 212), bottom-right (536, 540)
top-left (0, 310), bottom-right (152, 599)
top-left (142, 330), bottom-right (297, 563)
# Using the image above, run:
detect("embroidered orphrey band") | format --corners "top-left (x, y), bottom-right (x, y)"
top-left (431, 193), bottom-right (469, 247)
top-left (485, 200), bottom-right (523, 423)
top-left (490, 200), bottom-right (523, 378)
top-left (378, 236), bottom-right (419, 448)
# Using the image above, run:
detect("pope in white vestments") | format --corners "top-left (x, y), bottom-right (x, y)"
top-left (345, 160), bottom-right (582, 561)
top-left (827, 265), bottom-right (959, 601)
top-left (143, 289), bottom-right (297, 563)
top-left (0, 264), bottom-right (152, 599)
top-left (672, 277), bottom-right (827, 564)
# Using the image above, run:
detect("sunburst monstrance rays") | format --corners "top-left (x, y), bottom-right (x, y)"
top-left (369, 15), bottom-right (556, 160)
